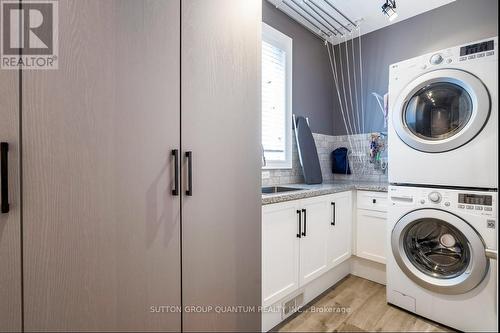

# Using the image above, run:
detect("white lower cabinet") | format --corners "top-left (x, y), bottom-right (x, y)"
top-left (299, 196), bottom-right (330, 285)
top-left (326, 191), bottom-right (353, 268)
top-left (262, 191), bottom-right (352, 307)
top-left (355, 191), bottom-right (388, 264)
top-left (262, 201), bottom-right (300, 307)
top-left (356, 209), bottom-right (387, 264)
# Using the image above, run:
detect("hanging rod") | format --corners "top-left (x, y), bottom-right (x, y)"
top-left (323, 0), bottom-right (357, 27)
top-left (308, 0), bottom-right (351, 33)
top-left (302, 0), bottom-right (343, 36)
top-left (289, 0), bottom-right (337, 36)
top-left (281, 0), bottom-right (331, 37)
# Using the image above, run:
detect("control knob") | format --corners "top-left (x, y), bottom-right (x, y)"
top-left (428, 192), bottom-right (442, 203)
top-left (430, 53), bottom-right (444, 65)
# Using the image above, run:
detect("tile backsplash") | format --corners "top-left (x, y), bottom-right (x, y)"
top-left (262, 132), bottom-right (388, 186)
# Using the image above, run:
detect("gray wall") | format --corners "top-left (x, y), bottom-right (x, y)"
top-left (332, 0), bottom-right (498, 134)
top-left (263, 0), bottom-right (336, 135)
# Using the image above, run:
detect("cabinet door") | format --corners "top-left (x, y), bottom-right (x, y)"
top-left (262, 202), bottom-right (300, 307)
top-left (326, 192), bottom-right (353, 268)
top-left (299, 196), bottom-right (330, 286)
top-left (356, 209), bottom-right (387, 264)
top-left (181, 0), bottom-right (261, 331)
top-left (22, 1), bottom-right (181, 330)
top-left (0, 54), bottom-right (22, 331)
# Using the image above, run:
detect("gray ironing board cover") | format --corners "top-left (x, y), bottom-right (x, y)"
top-left (295, 116), bottom-right (323, 184)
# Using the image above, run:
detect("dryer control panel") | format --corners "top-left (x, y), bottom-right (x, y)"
top-left (460, 40), bottom-right (495, 56)
top-left (458, 39), bottom-right (496, 62)
top-left (429, 38), bottom-right (496, 66)
top-left (389, 37), bottom-right (498, 76)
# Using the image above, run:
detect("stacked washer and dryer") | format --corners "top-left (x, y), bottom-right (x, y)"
top-left (387, 37), bottom-right (498, 332)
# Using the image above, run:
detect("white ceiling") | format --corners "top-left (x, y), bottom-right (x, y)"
top-left (267, 0), bottom-right (456, 44)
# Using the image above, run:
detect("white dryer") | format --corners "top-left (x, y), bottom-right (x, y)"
top-left (387, 185), bottom-right (497, 332)
top-left (388, 37), bottom-right (498, 189)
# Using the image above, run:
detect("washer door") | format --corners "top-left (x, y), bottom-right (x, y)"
top-left (393, 69), bottom-right (490, 152)
top-left (392, 209), bottom-right (489, 294)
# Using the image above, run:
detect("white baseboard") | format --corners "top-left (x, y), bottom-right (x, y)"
top-left (261, 260), bottom-right (351, 332)
top-left (261, 257), bottom-right (387, 332)
top-left (350, 256), bottom-right (386, 285)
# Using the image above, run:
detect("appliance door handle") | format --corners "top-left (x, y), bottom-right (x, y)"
top-left (331, 202), bottom-right (336, 226)
top-left (1, 142), bottom-right (9, 214)
top-left (301, 209), bottom-right (307, 237)
top-left (185, 151), bottom-right (193, 196)
top-left (171, 149), bottom-right (179, 196)
top-left (296, 210), bottom-right (301, 238)
top-left (486, 249), bottom-right (497, 260)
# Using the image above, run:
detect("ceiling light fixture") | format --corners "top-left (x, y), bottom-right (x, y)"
top-left (382, 0), bottom-right (398, 21)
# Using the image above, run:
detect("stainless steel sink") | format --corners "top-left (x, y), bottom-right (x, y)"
top-left (261, 186), bottom-right (304, 194)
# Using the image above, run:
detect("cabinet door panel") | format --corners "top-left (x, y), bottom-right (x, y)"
top-left (181, 0), bottom-right (261, 331)
top-left (22, 1), bottom-right (181, 330)
top-left (299, 197), bottom-right (330, 285)
top-left (0, 52), bottom-right (22, 332)
top-left (262, 202), bottom-right (300, 307)
top-left (356, 209), bottom-right (387, 264)
top-left (327, 192), bottom-right (353, 268)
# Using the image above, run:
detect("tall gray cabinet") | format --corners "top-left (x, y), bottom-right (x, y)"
top-left (0, 51), bottom-right (22, 332)
top-left (181, 0), bottom-right (262, 331)
top-left (0, 0), bottom-right (261, 331)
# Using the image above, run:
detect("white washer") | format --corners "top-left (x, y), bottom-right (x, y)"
top-left (387, 185), bottom-right (497, 332)
top-left (388, 37), bottom-right (498, 189)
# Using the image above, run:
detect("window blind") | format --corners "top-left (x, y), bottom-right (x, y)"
top-left (262, 40), bottom-right (287, 162)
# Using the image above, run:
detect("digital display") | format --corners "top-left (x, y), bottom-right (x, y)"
top-left (460, 40), bottom-right (494, 56)
top-left (458, 193), bottom-right (492, 206)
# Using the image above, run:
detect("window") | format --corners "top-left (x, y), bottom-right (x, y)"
top-left (262, 23), bottom-right (292, 169)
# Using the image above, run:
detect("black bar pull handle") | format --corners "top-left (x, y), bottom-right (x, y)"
top-left (185, 151), bottom-right (193, 196)
top-left (171, 149), bottom-right (179, 196)
top-left (1, 142), bottom-right (9, 214)
top-left (296, 210), bottom-right (301, 238)
top-left (331, 202), bottom-right (336, 226)
top-left (301, 209), bottom-right (307, 237)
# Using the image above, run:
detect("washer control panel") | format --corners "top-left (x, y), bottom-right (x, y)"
top-left (421, 190), bottom-right (495, 216)
top-left (417, 189), bottom-right (452, 209)
top-left (457, 193), bottom-right (494, 212)
top-left (390, 186), bottom-right (497, 218)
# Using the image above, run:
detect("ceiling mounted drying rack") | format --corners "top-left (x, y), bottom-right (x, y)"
top-left (267, 0), bottom-right (362, 44)
top-left (267, 1), bottom-right (373, 176)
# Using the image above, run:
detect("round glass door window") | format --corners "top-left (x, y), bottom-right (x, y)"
top-left (404, 82), bottom-right (473, 141)
top-left (392, 69), bottom-right (491, 153)
top-left (392, 209), bottom-right (489, 294)
top-left (403, 218), bottom-right (470, 279)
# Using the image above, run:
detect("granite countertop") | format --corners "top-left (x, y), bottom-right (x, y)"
top-left (262, 181), bottom-right (388, 205)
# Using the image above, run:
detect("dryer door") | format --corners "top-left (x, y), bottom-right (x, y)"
top-left (393, 69), bottom-right (490, 152)
top-left (391, 209), bottom-right (489, 295)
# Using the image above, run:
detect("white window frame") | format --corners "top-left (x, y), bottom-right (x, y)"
top-left (262, 22), bottom-right (293, 170)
